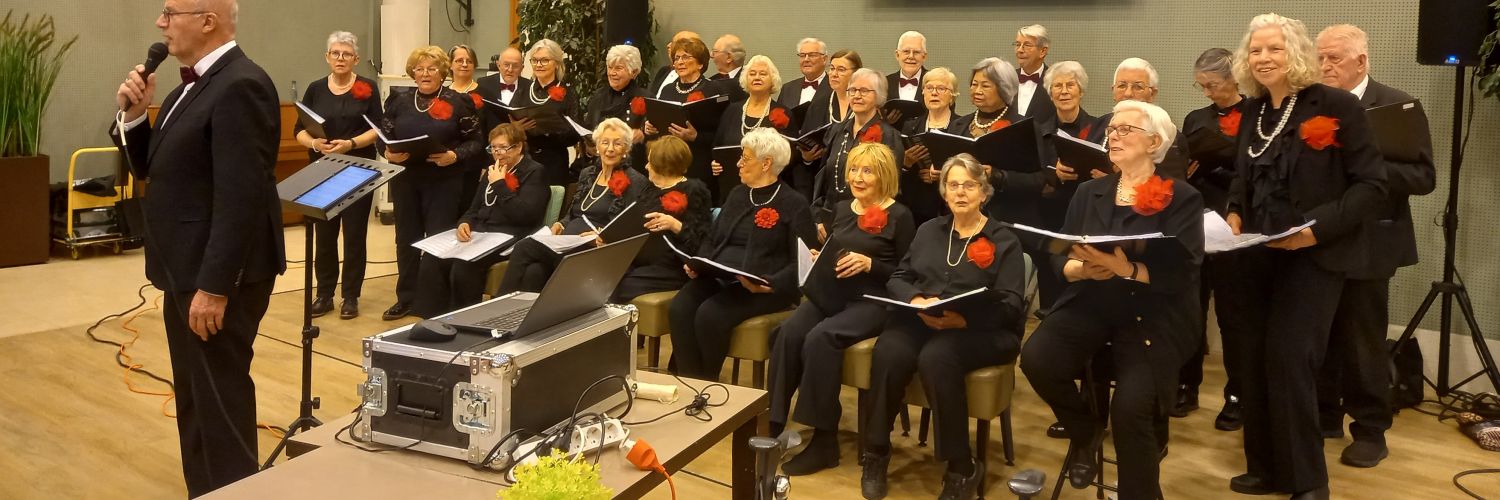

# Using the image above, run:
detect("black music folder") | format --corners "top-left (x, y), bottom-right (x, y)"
top-left (1051, 131), bottom-right (1112, 176)
top-left (1366, 99), bottom-right (1427, 164)
top-left (644, 95), bottom-right (731, 130)
top-left (921, 118), bottom-right (1039, 172)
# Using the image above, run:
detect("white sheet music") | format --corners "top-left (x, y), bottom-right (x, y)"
top-left (861, 288), bottom-right (988, 310)
top-left (411, 229), bottom-right (514, 261)
top-left (796, 238), bottom-right (814, 286)
top-left (1007, 223), bottom-right (1167, 244)
top-left (1202, 212), bottom-right (1316, 253)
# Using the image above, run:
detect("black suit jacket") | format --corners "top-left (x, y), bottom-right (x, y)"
top-left (885, 67), bottom-right (926, 101)
top-left (1351, 78), bottom-right (1436, 279)
top-left (776, 74), bottom-right (830, 110)
top-left (112, 46), bottom-right (286, 294)
top-left (1017, 64), bottom-right (1057, 137)
top-left (1226, 83), bottom-right (1388, 273)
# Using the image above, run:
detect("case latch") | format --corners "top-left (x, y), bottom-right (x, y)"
top-left (453, 382), bottom-right (495, 434)
top-left (358, 367), bottom-right (387, 417)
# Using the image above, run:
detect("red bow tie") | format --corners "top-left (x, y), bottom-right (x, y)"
top-left (802, 80), bottom-right (819, 89)
top-left (499, 82), bottom-right (516, 92)
top-left (899, 77), bottom-right (919, 87)
top-left (1019, 73), bottom-right (1041, 85)
top-left (180, 66), bottom-right (200, 84)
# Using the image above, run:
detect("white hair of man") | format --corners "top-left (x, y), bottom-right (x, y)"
top-left (896, 31), bottom-right (927, 52)
top-left (1318, 24), bottom-right (1370, 61)
top-left (1114, 57), bottom-right (1159, 88)
top-left (741, 127), bottom-right (792, 175)
top-left (1044, 60), bottom-right (1088, 93)
top-left (1112, 100), bottom-right (1177, 164)
top-left (849, 67), bottom-right (888, 106)
top-left (528, 38), bottom-right (568, 80)
top-left (606, 44), bottom-right (642, 74)
top-left (720, 35), bottom-right (747, 65)
top-left (326, 31), bottom-right (358, 54)
top-left (972, 57), bottom-right (1021, 105)
top-left (796, 37), bottom-right (827, 55)
top-left (1017, 24), bottom-right (1049, 48)
top-left (739, 54), bottom-right (784, 96)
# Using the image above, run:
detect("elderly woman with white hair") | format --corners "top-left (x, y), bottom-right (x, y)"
top-left (811, 67), bottom-right (904, 240)
top-left (582, 44), bottom-right (648, 169)
top-left (516, 38), bottom-right (580, 186)
top-left (860, 153), bottom-right (1028, 500)
top-left (1220, 14), bottom-right (1385, 500)
top-left (668, 128), bottom-right (818, 381)
top-left (897, 66), bottom-right (961, 225)
top-left (710, 55), bottom-right (796, 195)
top-left (1021, 100), bottom-right (1204, 500)
top-left (1036, 60), bottom-right (1102, 311)
top-left (294, 31), bottom-right (384, 320)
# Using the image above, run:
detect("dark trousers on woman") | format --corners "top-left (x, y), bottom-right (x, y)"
top-left (1227, 247), bottom-right (1345, 493)
top-left (1178, 252), bottom-right (1245, 399)
top-left (1028, 247), bottom-right (1063, 312)
top-left (1316, 277), bottom-right (1393, 444)
top-left (392, 174), bottom-right (463, 308)
top-left (668, 278), bottom-right (795, 381)
top-left (768, 300), bottom-right (887, 430)
top-left (497, 238), bottom-right (564, 294)
top-left (1022, 302), bottom-right (1170, 500)
top-left (445, 252), bottom-right (510, 310)
top-left (864, 314), bottom-right (1018, 465)
top-left (314, 196), bottom-right (372, 300)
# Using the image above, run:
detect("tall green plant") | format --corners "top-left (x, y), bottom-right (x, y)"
top-left (512, 0), bottom-right (658, 110)
top-left (0, 11), bottom-right (77, 157)
top-left (1479, 1), bottom-right (1500, 100)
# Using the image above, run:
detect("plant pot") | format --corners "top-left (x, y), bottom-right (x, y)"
top-left (0, 154), bottom-right (52, 267)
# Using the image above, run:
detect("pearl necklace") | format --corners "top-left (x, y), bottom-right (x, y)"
top-left (1247, 93), bottom-right (1298, 158)
top-left (748, 183), bottom-right (781, 206)
top-left (945, 217), bottom-right (985, 267)
top-left (971, 106), bottom-right (1009, 133)
top-left (579, 167), bottom-right (613, 212)
top-left (740, 99), bottom-right (769, 135)
top-left (413, 89), bottom-right (436, 113)
top-left (674, 77), bottom-right (703, 95)
top-left (328, 74), bottom-right (355, 94)
top-left (526, 80), bottom-right (555, 105)
top-left (1116, 176), bottom-right (1138, 205)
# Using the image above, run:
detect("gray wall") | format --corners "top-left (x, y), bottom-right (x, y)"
top-left (428, 0), bottom-right (513, 66)
top-left (650, 0), bottom-right (1500, 337)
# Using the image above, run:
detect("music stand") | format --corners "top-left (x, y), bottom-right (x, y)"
top-left (262, 154), bottom-right (404, 468)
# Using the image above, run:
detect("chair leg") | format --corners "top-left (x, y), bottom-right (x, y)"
top-left (917, 408), bottom-right (932, 446)
top-left (1001, 408), bottom-right (1015, 466)
top-left (976, 418), bottom-right (989, 498)
top-left (857, 389), bottom-right (868, 456)
top-left (731, 360), bottom-right (741, 385)
top-left (646, 337), bottom-right (660, 369)
top-left (1051, 444), bottom-right (1072, 500)
top-left (752, 361), bottom-right (765, 389)
top-left (899, 407), bottom-right (911, 436)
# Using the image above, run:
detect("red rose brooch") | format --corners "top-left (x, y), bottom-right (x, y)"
top-left (1077, 124), bottom-right (1093, 140)
top-left (988, 119), bottom-right (1012, 132)
top-left (660, 190), bottom-right (688, 215)
top-left (1132, 175), bottom-right (1174, 216)
top-left (504, 171), bottom-right (520, 191)
top-left (548, 85), bottom-right (567, 102)
top-left (859, 125), bottom-right (883, 143)
top-left (428, 97), bottom-right (453, 121)
top-left (351, 80), bottom-right (373, 100)
top-left (608, 169), bottom-right (630, 196)
top-left (769, 108), bottom-right (790, 129)
top-left (1218, 108), bottom-right (1242, 137)
top-left (754, 207), bottom-right (780, 229)
top-left (1299, 115), bottom-right (1341, 150)
top-left (686, 91), bottom-right (706, 103)
top-left (858, 204), bottom-right (888, 235)
top-left (630, 96), bottom-right (647, 116)
top-left (470, 92), bottom-right (484, 110)
top-left (967, 237), bottom-right (995, 269)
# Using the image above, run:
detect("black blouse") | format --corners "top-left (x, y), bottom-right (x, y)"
top-left (295, 76), bottom-right (383, 161)
top-left (578, 80), bottom-right (648, 175)
top-left (633, 178), bottom-right (713, 268)
top-left (713, 98), bottom-right (795, 146)
top-left (812, 116), bottom-right (904, 225)
top-left (825, 200), bottom-right (917, 298)
top-left (1182, 99), bottom-right (1246, 214)
top-left (560, 159), bottom-right (649, 234)
top-left (458, 156), bottom-right (550, 235)
top-left (885, 215), bottom-right (1027, 334)
top-left (378, 87), bottom-right (483, 175)
top-left (1039, 108), bottom-right (1100, 229)
top-left (898, 111), bottom-right (962, 225)
top-left (518, 79), bottom-right (581, 185)
top-left (952, 108), bottom-right (1050, 240)
top-left (697, 182), bottom-right (819, 301)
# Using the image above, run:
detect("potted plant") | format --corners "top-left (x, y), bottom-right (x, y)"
top-left (0, 10), bottom-right (76, 267)
top-left (1480, 1), bottom-right (1500, 99)
top-left (499, 451), bottom-right (613, 500)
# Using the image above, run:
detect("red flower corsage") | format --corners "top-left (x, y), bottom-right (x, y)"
top-left (608, 169), bottom-right (630, 196)
top-left (988, 119), bottom-right (1012, 132)
top-left (858, 125), bottom-right (883, 143)
top-left (503, 172), bottom-right (520, 191)
top-left (754, 207), bottom-right (780, 229)
top-left (660, 190), bottom-right (688, 215)
top-left (1218, 108), bottom-right (1242, 137)
top-left (548, 85), bottom-right (567, 102)
top-left (967, 237), bottom-right (995, 269)
top-left (351, 80), bottom-right (373, 100)
top-left (768, 108), bottom-right (790, 129)
top-left (686, 91), bottom-right (706, 103)
top-left (428, 98), bottom-right (453, 121)
top-left (469, 92), bottom-right (484, 110)
top-left (1299, 115), bottom-right (1341, 150)
top-left (630, 96), bottom-right (647, 116)
top-left (1077, 124), bottom-right (1093, 140)
top-left (858, 204), bottom-right (888, 235)
top-left (1131, 175), bottom-right (1174, 216)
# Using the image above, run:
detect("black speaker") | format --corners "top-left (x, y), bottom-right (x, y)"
top-left (604, 0), bottom-right (650, 48)
top-left (1417, 0), bottom-right (1496, 66)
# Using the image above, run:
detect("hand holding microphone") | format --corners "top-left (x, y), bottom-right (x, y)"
top-left (116, 42), bottom-right (168, 122)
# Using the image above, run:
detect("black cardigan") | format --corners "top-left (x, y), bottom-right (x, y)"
top-left (294, 75), bottom-right (383, 161)
top-left (696, 182), bottom-right (819, 301)
top-left (886, 215), bottom-right (1027, 335)
top-left (824, 200), bottom-right (918, 300)
top-left (378, 87), bottom-right (484, 175)
top-left (559, 159), bottom-right (650, 232)
top-left (1181, 99), bottom-right (1247, 214)
top-left (811, 116), bottom-right (904, 225)
top-left (458, 156), bottom-right (550, 235)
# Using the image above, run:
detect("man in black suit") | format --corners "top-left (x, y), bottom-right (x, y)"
top-left (475, 46), bottom-right (532, 134)
top-left (648, 30), bottom-right (700, 97)
top-left (776, 37), bottom-right (831, 109)
top-left (1015, 24), bottom-right (1057, 135)
top-left (882, 30), bottom-right (928, 129)
top-left (1313, 24), bottom-right (1435, 468)
top-left (112, 0), bottom-right (284, 496)
top-left (1096, 58), bottom-right (1189, 180)
top-left (709, 34), bottom-right (749, 102)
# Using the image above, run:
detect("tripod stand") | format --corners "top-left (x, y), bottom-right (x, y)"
top-left (262, 220), bottom-right (323, 469)
top-left (1392, 65), bottom-right (1500, 397)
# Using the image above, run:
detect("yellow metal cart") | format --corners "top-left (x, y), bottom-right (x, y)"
top-left (53, 147), bottom-right (137, 259)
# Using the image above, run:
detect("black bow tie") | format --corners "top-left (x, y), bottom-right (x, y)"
top-left (499, 82), bottom-right (516, 92)
top-left (802, 80), bottom-right (819, 89)
top-left (1019, 73), bottom-right (1041, 85)
top-left (180, 66), bottom-right (199, 84)
top-left (899, 77), bottom-right (919, 87)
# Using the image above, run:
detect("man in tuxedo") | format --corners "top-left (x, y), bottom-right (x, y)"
top-left (1097, 58), bottom-right (1189, 180)
top-left (111, 0), bottom-right (284, 496)
top-left (710, 34), bottom-right (748, 101)
top-left (477, 46), bottom-right (530, 106)
top-left (649, 30), bottom-right (701, 97)
top-left (884, 31), bottom-right (928, 129)
top-left (776, 37), bottom-right (830, 108)
top-left (1014, 24), bottom-right (1056, 133)
top-left (1314, 24), bottom-right (1435, 468)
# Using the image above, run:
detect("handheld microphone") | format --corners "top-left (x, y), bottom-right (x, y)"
top-left (142, 42), bottom-right (169, 78)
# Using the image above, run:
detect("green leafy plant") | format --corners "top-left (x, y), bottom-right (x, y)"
top-left (1479, 1), bottom-right (1500, 100)
top-left (512, 0), bottom-right (658, 109)
top-left (0, 10), bottom-right (77, 157)
top-left (498, 451), bottom-right (612, 500)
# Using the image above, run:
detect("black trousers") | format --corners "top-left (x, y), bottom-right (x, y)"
top-left (1226, 247), bottom-right (1345, 493)
top-left (1178, 252), bottom-right (1245, 399)
top-left (313, 195), bottom-right (372, 300)
top-left (668, 278), bottom-right (796, 380)
top-left (497, 238), bottom-right (565, 294)
top-left (1028, 247), bottom-right (1063, 312)
top-left (443, 251), bottom-right (510, 311)
top-left (161, 279), bottom-right (273, 498)
top-left (864, 313), bottom-right (1018, 465)
top-left (767, 300), bottom-right (887, 430)
top-left (391, 174), bottom-right (463, 306)
top-left (1317, 277), bottom-right (1393, 444)
top-left (1022, 304), bottom-right (1168, 500)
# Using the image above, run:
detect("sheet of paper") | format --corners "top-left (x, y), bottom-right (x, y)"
top-left (411, 229), bottom-right (514, 261)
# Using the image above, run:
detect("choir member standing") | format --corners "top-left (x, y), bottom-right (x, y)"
top-left (1095, 58), bottom-right (1191, 180)
top-left (883, 30), bottom-right (929, 128)
top-left (811, 67), bottom-right (903, 241)
top-left (649, 30), bottom-right (702, 96)
top-left (898, 67), bottom-right (961, 225)
top-left (448, 44), bottom-right (490, 209)
top-left (582, 44), bottom-right (648, 172)
top-left (644, 37), bottom-right (731, 203)
top-left (516, 39), bottom-right (580, 187)
top-left (710, 34), bottom-right (749, 102)
top-left (476, 46), bottom-right (531, 109)
top-left (1014, 24), bottom-right (1057, 135)
top-left (1037, 61), bottom-right (1099, 311)
top-left (712, 55), bottom-right (795, 196)
top-left (778, 38), bottom-right (831, 193)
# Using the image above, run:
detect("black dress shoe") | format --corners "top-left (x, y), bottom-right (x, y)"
top-left (1289, 485), bottom-right (1330, 500)
top-left (1169, 385), bottom-right (1199, 417)
top-left (1321, 426), bottom-right (1345, 439)
top-left (382, 302), bottom-right (411, 321)
top-left (1228, 474), bottom-right (1279, 495)
top-left (1339, 440), bottom-right (1388, 468)
top-left (860, 451), bottom-right (890, 500)
top-left (340, 299), bottom-right (359, 320)
top-left (1066, 434), bottom-right (1103, 490)
top-left (1047, 421), bottom-right (1068, 439)
top-left (310, 296), bottom-right (334, 318)
top-left (938, 459), bottom-right (984, 500)
top-left (780, 431), bottom-right (839, 476)
top-left (1215, 396), bottom-right (1244, 431)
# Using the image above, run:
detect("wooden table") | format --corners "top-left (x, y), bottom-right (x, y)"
top-left (208, 371), bottom-right (769, 499)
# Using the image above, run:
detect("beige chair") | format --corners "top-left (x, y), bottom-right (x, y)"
top-left (483, 186), bottom-right (566, 298)
top-left (630, 290), bottom-right (678, 369)
top-left (724, 309), bottom-right (795, 389)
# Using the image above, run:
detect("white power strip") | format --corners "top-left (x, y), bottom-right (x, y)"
top-left (504, 417), bottom-right (632, 481)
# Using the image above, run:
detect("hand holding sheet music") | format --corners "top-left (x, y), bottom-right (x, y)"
top-left (862, 287), bottom-right (989, 314)
top-left (1202, 212), bottom-right (1316, 253)
top-left (1005, 222), bottom-right (1171, 256)
top-left (663, 237), bottom-right (772, 286)
top-left (412, 229), bottom-right (515, 261)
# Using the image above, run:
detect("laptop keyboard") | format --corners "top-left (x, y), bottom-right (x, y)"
top-left (474, 305), bottom-right (532, 332)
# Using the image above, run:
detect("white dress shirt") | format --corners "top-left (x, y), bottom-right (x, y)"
top-left (123, 40), bottom-right (239, 131)
top-left (500, 76), bottom-right (518, 104)
top-left (799, 73), bottom-right (826, 105)
top-left (1016, 63), bottom-right (1044, 116)
top-left (1350, 74), bottom-right (1370, 100)
top-left (895, 69), bottom-right (922, 101)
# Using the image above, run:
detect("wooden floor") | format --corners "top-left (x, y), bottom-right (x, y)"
top-left (2, 227), bottom-right (1498, 499)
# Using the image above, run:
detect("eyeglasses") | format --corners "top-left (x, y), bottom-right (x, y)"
top-left (671, 54), bottom-right (696, 62)
top-left (923, 85), bottom-right (953, 94)
top-left (596, 139), bottom-right (629, 150)
top-left (945, 181), bottom-right (981, 192)
top-left (829, 65), bottom-right (853, 74)
top-left (1192, 81), bottom-right (1224, 92)
top-left (1051, 81), bottom-right (1080, 92)
top-left (411, 66), bottom-right (441, 75)
top-left (452, 58), bottom-right (475, 66)
top-left (897, 49), bottom-right (926, 57)
top-left (160, 8), bottom-right (207, 24)
top-left (487, 143), bottom-right (520, 154)
top-left (1113, 82), bottom-right (1153, 93)
top-left (1105, 124), bottom-right (1149, 138)
top-left (1012, 42), bottom-right (1038, 50)
top-left (499, 62), bottom-right (524, 70)
top-left (796, 52), bottom-right (826, 60)
top-left (327, 51), bottom-right (356, 61)
top-left (529, 57), bottom-right (555, 66)
top-left (846, 88), bottom-right (875, 97)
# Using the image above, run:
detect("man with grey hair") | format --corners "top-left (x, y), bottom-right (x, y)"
top-left (883, 30), bottom-right (930, 129)
top-left (710, 34), bottom-right (749, 102)
top-left (1314, 23), bottom-right (1435, 469)
top-left (777, 37), bottom-right (830, 108)
top-left (1091, 58), bottom-right (1189, 180)
top-left (477, 46), bottom-right (531, 107)
top-left (1014, 24), bottom-right (1056, 131)
top-left (112, 0), bottom-right (283, 495)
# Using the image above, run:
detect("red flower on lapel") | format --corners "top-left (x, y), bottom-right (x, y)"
top-left (1299, 115), bottom-right (1341, 150)
top-left (754, 207), bottom-right (780, 229)
top-left (967, 237), bottom-right (995, 269)
top-left (988, 119), bottom-right (1012, 132)
top-left (1218, 108), bottom-right (1242, 137)
top-left (686, 91), bottom-right (706, 103)
top-left (428, 98), bottom-right (453, 121)
top-left (504, 171), bottom-right (520, 191)
top-left (469, 92), bottom-right (484, 110)
top-left (548, 85), bottom-right (567, 102)
top-left (660, 190), bottom-right (688, 215)
top-left (859, 125), bottom-right (883, 143)
top-left (1077, 123), bottom-right (1093, 140)
top-left (351, 80), bottom-right (373, 100)
top-left (768, 108), bottom-right (791, 129)
top-left (630, 96), bottom-right (647, 116)
top-left (1132, 175), bottom-right (1174, 216)
top-left (858, 204), bottom-right (888, 235)
top-left (608, 169), bottom-right (630, 197)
